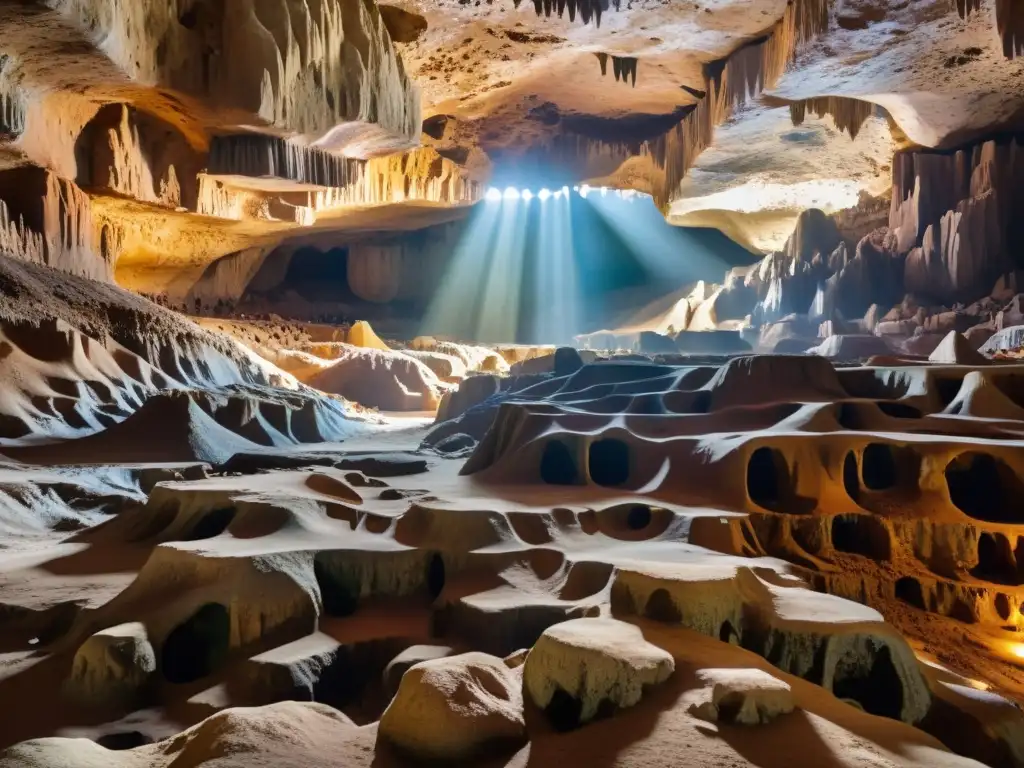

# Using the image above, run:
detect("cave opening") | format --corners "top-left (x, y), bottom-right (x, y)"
top-left (643, 587), bottom-right (681, 623)
top-left (894, 576), bottom-right (926, 610)
top-left (970, 532), bottom-right (1019, 585)
top-left (280, 246), bottom-right (352, 304)
top-left (184, 507), bottom-right (236, 540)
top-left (315, 557), bottom-right (361, 617)
top-left (540, 440), bottom-right (579, 485)
top-left (843, 451), bottom-right (860, 501)
top-left (830, 514), bottom-right (891, 560)
top-left (545, 688), bottom-right (584, 732)
top-left (861, 443), bottom-right (898, 491)
top-left (161, 603), bottom-right (230, 684)
top-left (746, 447), bottom-right (787, 510)
top-left (626, 504), bottom-right (652, 530)
top-left (945, 452), bottom-right (1024, 523)
top-left (831, 643), bottom-right (904, 720)
top-left (588, 438), bottom-right (630, 487)
top-left (995, 593), bottom-right (1013, 622)
top-left (427, 553), bottom-right (446, 600)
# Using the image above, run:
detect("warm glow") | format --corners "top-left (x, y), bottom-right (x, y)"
top-left (1011, 643), bottom-right (1024, 660)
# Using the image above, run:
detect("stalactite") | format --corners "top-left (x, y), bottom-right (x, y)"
top-left (515, 0), bottom-right (621, 26)
top-left (595, 53), bottom-right (638, 86)
top-left (200, 147), bottom-right (479, 223)
top-left (546, 0), bottom-right (834, 207)
top-left (952, 0), bottom-right (1022, 59)
top-left (44, 0), bottom-right (421, 144)
top-left (787, 96), bottom-right (877, 139)
top-left (997, 0), bottom-right (1024, 59)
top-left (207, 135), bottom-right (363, 189)
top-left (0, 85), bottom-right (25, 138)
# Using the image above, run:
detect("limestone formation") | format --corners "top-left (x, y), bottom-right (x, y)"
top-left (378, 652), bottom-right (526, 761)
top-left (524, 618), bottom-right (675, 728)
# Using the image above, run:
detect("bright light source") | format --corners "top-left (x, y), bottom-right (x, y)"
top-left (554, 189), bottom-right (564, 200)
top-left (561, 186), bottom-right (570, 197)
top-left (1012, 643), bottom-right (1024, 660)
top-left (503, 187), bottom-right (520, 200)
top-left (485, 187), bottom-right (502, 202)
top-left (538, 188), bottom-right (552, 201)
top-left (579, 184), bottom-right (591, 199)
top-left (600, 186), bottom-right (608, 196)
top-left (572, 185), bottom-right (580, 192)
top-left (521, 189), bottom-right (534, 201)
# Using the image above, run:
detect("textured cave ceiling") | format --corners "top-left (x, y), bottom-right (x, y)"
top-left (0, 0), bottom-right (1019, 291)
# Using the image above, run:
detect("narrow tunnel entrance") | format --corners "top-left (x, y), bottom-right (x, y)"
top-left (161, 603), bottom-right (230, 684)
top-left (946, 452), bottom-right (1024, 523)
top-left (540, 440), bottom-right (579, 485)
top-left (831, 643), bottom-right (904, 720)
top-left (588, 438), bottom-right (630, 487)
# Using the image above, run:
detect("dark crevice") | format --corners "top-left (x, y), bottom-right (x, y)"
top-left (588, 438), bottom-right (630, 487)
top-left (427, 553), bottom-right (446, 600)
top-left (747, 447), bottom-right (785, 510)
top-left (831, 643), bottom-right (904, 720)
top-left (895, 576), bottom-right (926, 610)
top-left (861, 443), bottom-right (898, 491)
top-left (831, 514), bottom-right (891, 560)
top-left (540, 440), bottom-right (579, 485)
top-left (161, 603), bottom-right (230, 684)
top-left (971, 532), bottom-right (1019, 585)
top-left (626, 505), bottom-right (652, 530)
top-left (946, 453), bottom-right (1024, 523)
top-left (843, 451), bottom-right (860, 502)
top-left (644, 588), bottom-right (681, 623)
top-left (184, 507), bottom-right (236, 540)
top-left (315, 558), bottom-right (361, 617)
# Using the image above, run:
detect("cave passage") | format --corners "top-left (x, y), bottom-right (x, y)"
top-left (946, 452), bottom-right (1024, 523)
top-left (161, 603), bottom-right (231, 684)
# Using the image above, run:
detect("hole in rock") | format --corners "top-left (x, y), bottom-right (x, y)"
top-left (178, 7), bottom-right (198, 28)
top-left (427, 553), bottom-right (445, 600)
top-left (315, 559), bottom-right (361, 617)
top-left (831, 514), bottom-right (891, 560)
top-left (831, 643), bottom-right (903, 720)
top-left (894, 577), bottom-right (926, 610)
top-left (588, 438), bottom-right (630, 487)
top-left (184, 507), bottom-right (236, 540)
top-left (934, 377), bottom-right (963, 407)
top-left (540, 440), bottom-right (578, 485)
top-left (96, 731), bottom-right (153, 750)
top-left (876, 402), bottom-right (921, 419)
top-left (861, 443), bottom-right (898, 491)
top-left (746, 447), bottom-right (787, 510)
top-left (627, 505), bottom-right (652, 530)
top-left (945, 452), bottom-right (1024, 523)
top-left (843, 451), bottom-right (860, 501)
top-left (161, 603), bottom-right (230, 684)
top-left (545, 688), bottom-right (584, 732)
top-left (719, 619), bottom-right (739, 644)
top-left (970, 533), bottom-right (1019, 585)
top-left (644, 588), bottom-right (681, 623)
top-left (995, 593), bottom-right (1013, 622)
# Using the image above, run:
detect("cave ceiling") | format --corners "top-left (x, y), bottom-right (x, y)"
top-left (0, 0), bottom-right (1020, 293)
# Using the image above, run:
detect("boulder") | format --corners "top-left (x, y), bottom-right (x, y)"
top-left (378, 652), bottom-right (525, 761)
top-left (523, 618), bottom-right (674, 729)
top-left (65, 622), bottom-right (156, 706)
top-left (689, 668), bottom-right (795, 726)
